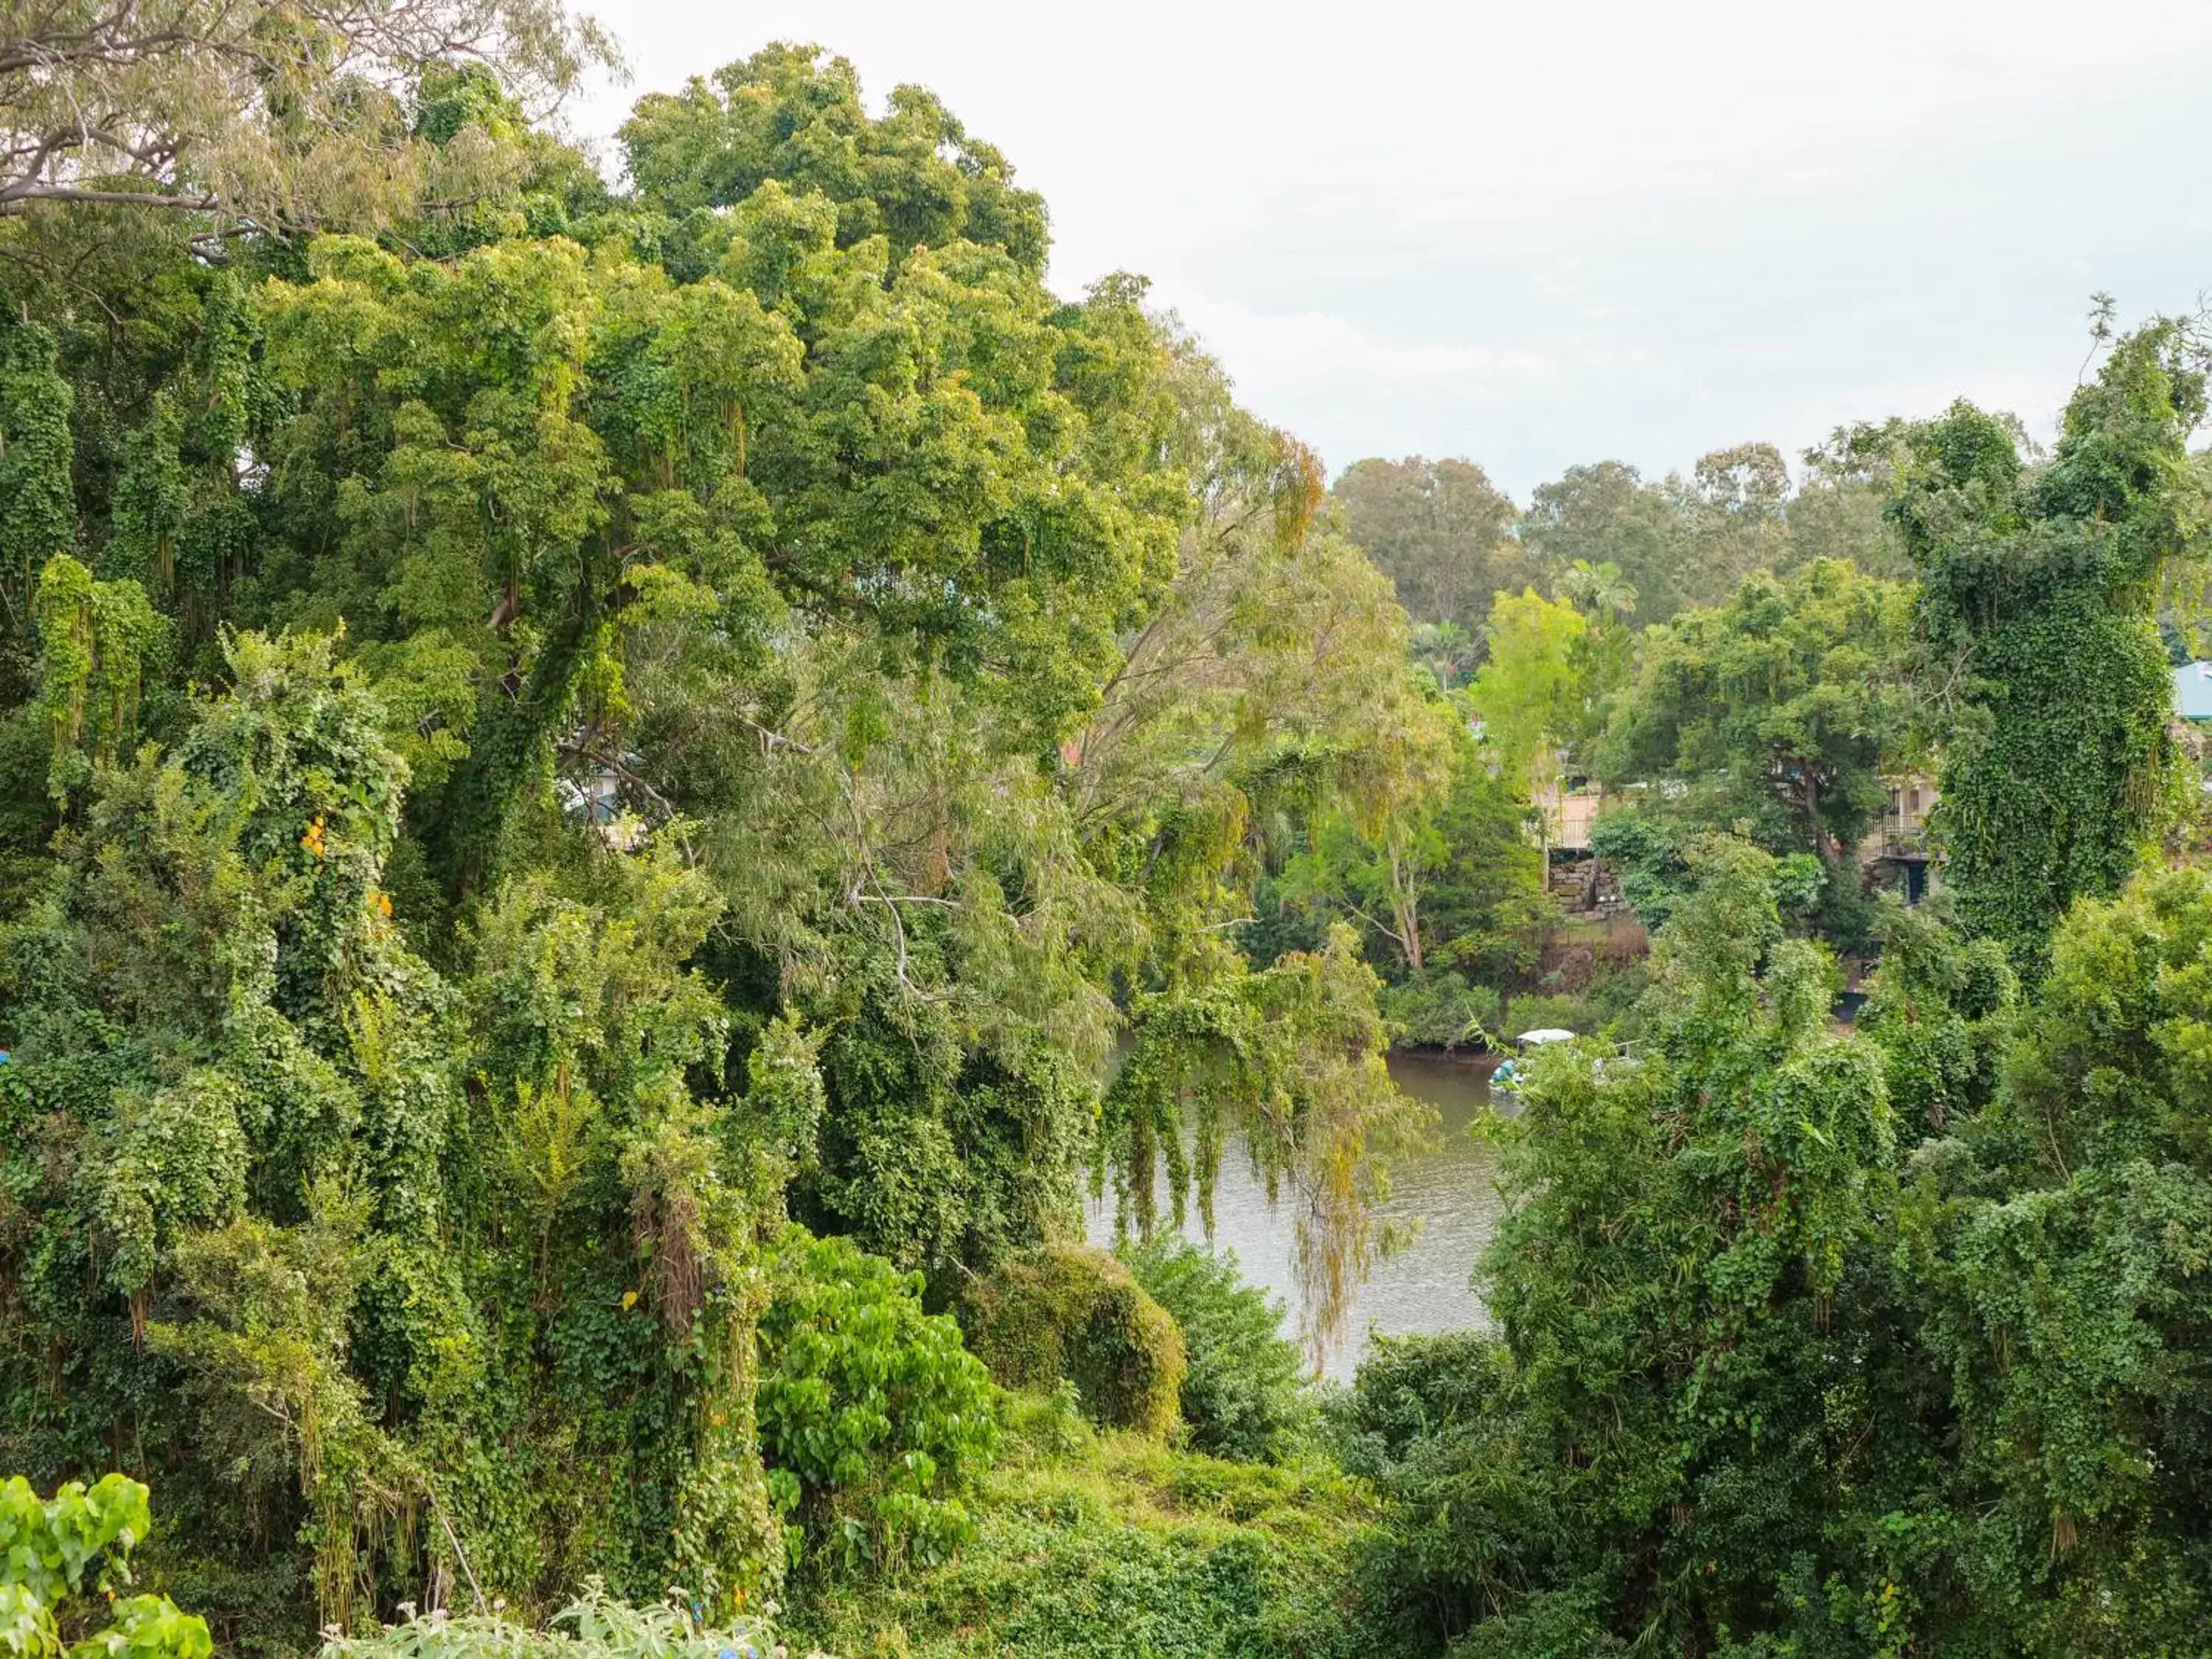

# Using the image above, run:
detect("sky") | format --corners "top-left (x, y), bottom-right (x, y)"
top-left (569, 0), bottom-right (2212, 501)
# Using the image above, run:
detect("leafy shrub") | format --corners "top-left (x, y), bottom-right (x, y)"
top-left (961, 1244), bottom-right (1186, 1438)
top-left (1589, 811), bottom-right (1688, 930)
top-left (783, 1417), bottom-right (1385, 1659)
top-left (1324, 1332), bottom-right (1566, 1655)
top-left (318, 1582), bottom-right (773, 1657)
top-left (1377, 969), bottom-right (1501, 1050)
top-left (757, 1227), bottom-right (999, 1571)
top-left (1119, 1240), bottom-right (1311, 1461)
top-left (0, 1473), bottom-right (211, 1659)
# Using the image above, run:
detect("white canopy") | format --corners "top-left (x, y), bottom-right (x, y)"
top-left (1516, 1028), bottom-right (1576, 1046)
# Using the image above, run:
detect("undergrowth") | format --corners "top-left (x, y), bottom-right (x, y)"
top-left (781, 1390), bottom-right (1384, 1659)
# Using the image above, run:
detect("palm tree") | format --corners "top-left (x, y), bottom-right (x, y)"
top-left (1557, 559), bottom-right (1638, 634)
top-left (1409, 619), bottom-right (1478, 689)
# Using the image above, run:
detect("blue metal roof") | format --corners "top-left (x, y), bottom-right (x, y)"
top-left (2177, 662), bottom-right (2212, 723)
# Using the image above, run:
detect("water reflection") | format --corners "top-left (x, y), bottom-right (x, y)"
top-left (1084, 1052), bottom-right (1507, 1381)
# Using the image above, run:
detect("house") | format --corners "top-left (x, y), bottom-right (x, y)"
top-left (1860, 776), bottom-right (1934, 860)
top-left (1860, 774), bottom-right (1935, 904)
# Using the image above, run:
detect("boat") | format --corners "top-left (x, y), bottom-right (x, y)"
top-left (1491, 1028), bottom-right (1577, 1099)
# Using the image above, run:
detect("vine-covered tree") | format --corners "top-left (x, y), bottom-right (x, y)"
top-left (1343, 839), bottom-right (1919, 1652)
top-left (0, 34), bottom-right (1434, 1641)
top-left (1893, 323), bottom-right (2209, 966)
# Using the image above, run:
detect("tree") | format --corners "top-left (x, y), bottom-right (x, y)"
top-left (1554, 557), bottom-right (1636, 632)
top-left (621, 44), bottom-right (1048, 274)
top-left (1894, 321), bottom-right (2209, 967)
top-left (0, 0), bottom-right (611, 227)
top-left (1599, 557), bottom-right (1913, 863)
top-left (1343, 839), bottom-right (1913, 1653)
top-left (1101, 926), bottom-right (1430, 1367)
top-left (1278, 723), bottom-right (1547, 989)
top-left (1791, 422), bottom-right (1915, 578)
top-left (2, 630), bottom-right (800, 1633)
top-left (1119, 1240), bottom-right (1310, 1461)
top-left (1526, 441), bottom-right (1902, 634)
top-left (1468, 586), bottom-right (1586, 811)
top-left (1334, 455), bottom-right (1526, 636)
top-left (1522, 459), bottom-right (1689, 622)
top-left (1670, 440), bottom-right (1793, 600)
top-left (1901, 866), bottom-right (2212, 1651)
top-left (1554, 557), bottom-right (1638, 740)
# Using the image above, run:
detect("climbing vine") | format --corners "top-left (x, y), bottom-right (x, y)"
top-left (32, 554), bottom-right (162, 798)
top-left (1894, 324), bottom-right (2209, 967)
top-left (0, 319), bottom-right (75, 662)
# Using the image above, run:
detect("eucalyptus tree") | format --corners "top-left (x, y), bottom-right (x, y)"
top-left (1333, 454), bottom-right (1527, 636)
top-left (1669, 441), bottom-right (1793, 601)
top-left (1523, 459), bottom-right (1689, 623)
top-left (0, 0), bottom-right (611, 227)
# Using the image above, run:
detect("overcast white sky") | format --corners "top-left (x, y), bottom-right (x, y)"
top-left (571, 0), bottom-right (2212, 500)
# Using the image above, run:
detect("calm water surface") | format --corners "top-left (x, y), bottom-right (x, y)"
top-left (1084, 1053), bottom-right (1508, 1381)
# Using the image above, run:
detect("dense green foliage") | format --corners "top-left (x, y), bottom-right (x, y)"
top-left (1600, 558), bottom-right (1912, 860)
top-left (757, 1228), bottom-right (998, 1570)
top-left (1344, 841), bottom-right (1905, 1653)
top-left (1343, 853), bottom-right (2212, 1652)
top-left (7, 8), bottom-right (2212, 1657)
top-left (1896, 325), bottom-right (2208, 966)
top-left (1592, 557), bottom-right (1913, 949)
top-left (1272, 726), bottom-right (1548, 1042)
top-left (5, 628), bottom-right (795, 1641)
top-left (0, 1474), bottom-right (209, 1659)
top-left (962, 1245), bottom-right (1187, 1439)
top-left (1119, 1242), bottom-right (1310, 1462)
top-left (783, 1394), bottom-right (1378, 1659)
top-left (0, 29), bottom-right (1429, 1649)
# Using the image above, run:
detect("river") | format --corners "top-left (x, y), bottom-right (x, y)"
top-left (1083, 1052), bottom-right (1508, 1382)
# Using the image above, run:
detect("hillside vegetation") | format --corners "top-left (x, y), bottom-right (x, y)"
top-left (1, 7), bottom-right (2211, 1658)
